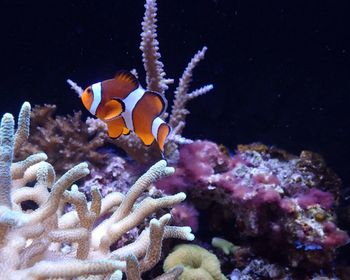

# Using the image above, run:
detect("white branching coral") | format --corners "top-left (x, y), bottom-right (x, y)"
top-left (0, 102), bottom-right (193, 279)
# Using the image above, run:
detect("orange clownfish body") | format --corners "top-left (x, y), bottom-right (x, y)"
top-left (81, 71), bottom-right (171, 152)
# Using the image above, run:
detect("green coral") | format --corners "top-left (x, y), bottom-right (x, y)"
top-left (163, 244), bottom-right (227, 280)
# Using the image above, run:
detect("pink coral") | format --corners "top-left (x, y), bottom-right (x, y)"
top-left (296, 188), bottom-right (334, 210)
top-left (157, 140), bottom-right (230, 193)
top-left (157, 141), bottom-right (349, 269)
top-left (323, 222), bottom-right (350, 248)
top-left (170, 203), bottom-right (199, 233)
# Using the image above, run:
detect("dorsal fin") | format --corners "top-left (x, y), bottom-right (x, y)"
top-left (114, 70), bottom-right (139, 89)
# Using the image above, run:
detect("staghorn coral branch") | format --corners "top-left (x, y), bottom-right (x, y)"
top-left (25, 259), bottom-right (125, 279)
top-left (27, 162), bottom-right (90, 225)
top-left (16, 223), bottom-right (45, 239)
top-left (111, 225), bottom-right (194, 261)
top-left (12, 186), bottom-right (48, 206)
top-left (63, 184), bottom-right (96, 229)
top-left (101, 193), bottom-right (186, 251)
top-left (67, 79), bottom-right (84, 97)
top-left (187, 84), bottom-right (214, 100)
top-left (0, 113), bottom-right (28, 228)
top-left (91, 160), bottom-right (174, 249)
top-left (0, 113), bottom-right (14, 209)
top-left (140, 214), bottom-right (170, 272)
top-left (140, 0), bottom-right (171, 94)
top-left (14, 101), bottom-right (31, 154)
top-left (163, 225), bottom-right (194, 240)
top-left (169, 47), bottom-right (213, 132)
top-left (59, 192), bottom-right (124, 229)
top-left (126, 254), bottom-right (141, 280)
top-left (90, 186), bottom-right (102, 217)
top-left (35, 161), bottom-right (56, 188)
top-left (49, 228), bottom-right (90, 259)
top-left (12, 162), bottom-right (55, 208)
top-left (110, 160), bottom-right (174, 223)
top-left (11, 153), bottom-right (48, 180)
top-left (19, 239), bottom-right (49, 269)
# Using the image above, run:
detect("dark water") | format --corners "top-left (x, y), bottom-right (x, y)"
top-left (0, 0), bottom-right (349, 188)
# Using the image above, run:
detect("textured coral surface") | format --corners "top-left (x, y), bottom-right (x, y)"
top-left (17, 104), bottom-right (108, 175)
top-left (0, 102), bottom-right (194, 279)
top-left (157, 140), bottom-right (349, 276)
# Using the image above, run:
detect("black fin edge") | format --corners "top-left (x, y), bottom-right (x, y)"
top-left (143, 90), bottom-right (167, 117)
top-left (112, 98), bottom-right (126, 113)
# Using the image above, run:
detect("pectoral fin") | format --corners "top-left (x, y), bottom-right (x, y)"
top-left (103, 99), bottom-right (125, 121)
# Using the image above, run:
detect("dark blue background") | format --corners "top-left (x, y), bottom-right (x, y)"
top-left (1, 0), bottom-right (349, 186)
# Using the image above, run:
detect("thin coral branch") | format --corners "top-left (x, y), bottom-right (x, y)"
top-left (0, 113), bottom-right (14, 209)
top-left (93, 160), bottom-right (176, 251)
top-left (35, 161), bottom-right (56, 188)
top-left (25, 259), bottom-right (125, 279)
top-left (27, 163), bottom-right (90, 225)
top-left (187, 84), bottom-right (214, 100)
top-left (126, 254), bottom-right (141, 280)
top-left (59, 192), bottom-right (124, 229)
top-left (102, 193), bottom-right (185, 251)
top-left (67, 79), bottom-right (84, 97)
top-left (11, 153), bottom-right (48, 180)
top-left (111, 160), bottom-right (174, 223)
top-left (0, 113), bottom-right (28, 228)
top-left (111, 225), bottom-right (194, 261)
top-left (19, 239), bottom-right (49, 269)
top-left (14, 101), bottom-right (31, 154)
top-left (63, 184), bottom-right (97, 229)
top-left (140, 0), bottom-right (171, 94)
top-left (49, 227), bottom-right (90, 259)
top-left (140, 214), bottom-right (170, 272)
top-left (169, 47), bottom-right (213, 132)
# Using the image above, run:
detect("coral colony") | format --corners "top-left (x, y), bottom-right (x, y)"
top-left (1, 0), bottom-right (349, 280)
top-left (0, 102), bottom-right (194, 279)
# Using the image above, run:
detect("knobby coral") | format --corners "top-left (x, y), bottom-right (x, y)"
top-left (0, 102), bottom-right (194, 279)
top-left (68, 0), bottom-right (213, 163)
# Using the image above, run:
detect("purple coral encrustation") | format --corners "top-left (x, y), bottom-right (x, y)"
top-left (81, 155), bottom-right (137, 197)
top-left (170, 202), bottom-right (199, 233)
top-left (156, 140), bottom-right (349, 269)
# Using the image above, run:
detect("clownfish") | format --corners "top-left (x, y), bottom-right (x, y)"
top-left (81, 71), bottom-right (171, 152)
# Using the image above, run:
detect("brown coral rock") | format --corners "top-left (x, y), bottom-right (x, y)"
top-left (17, 104), bottom-right (107, 175)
